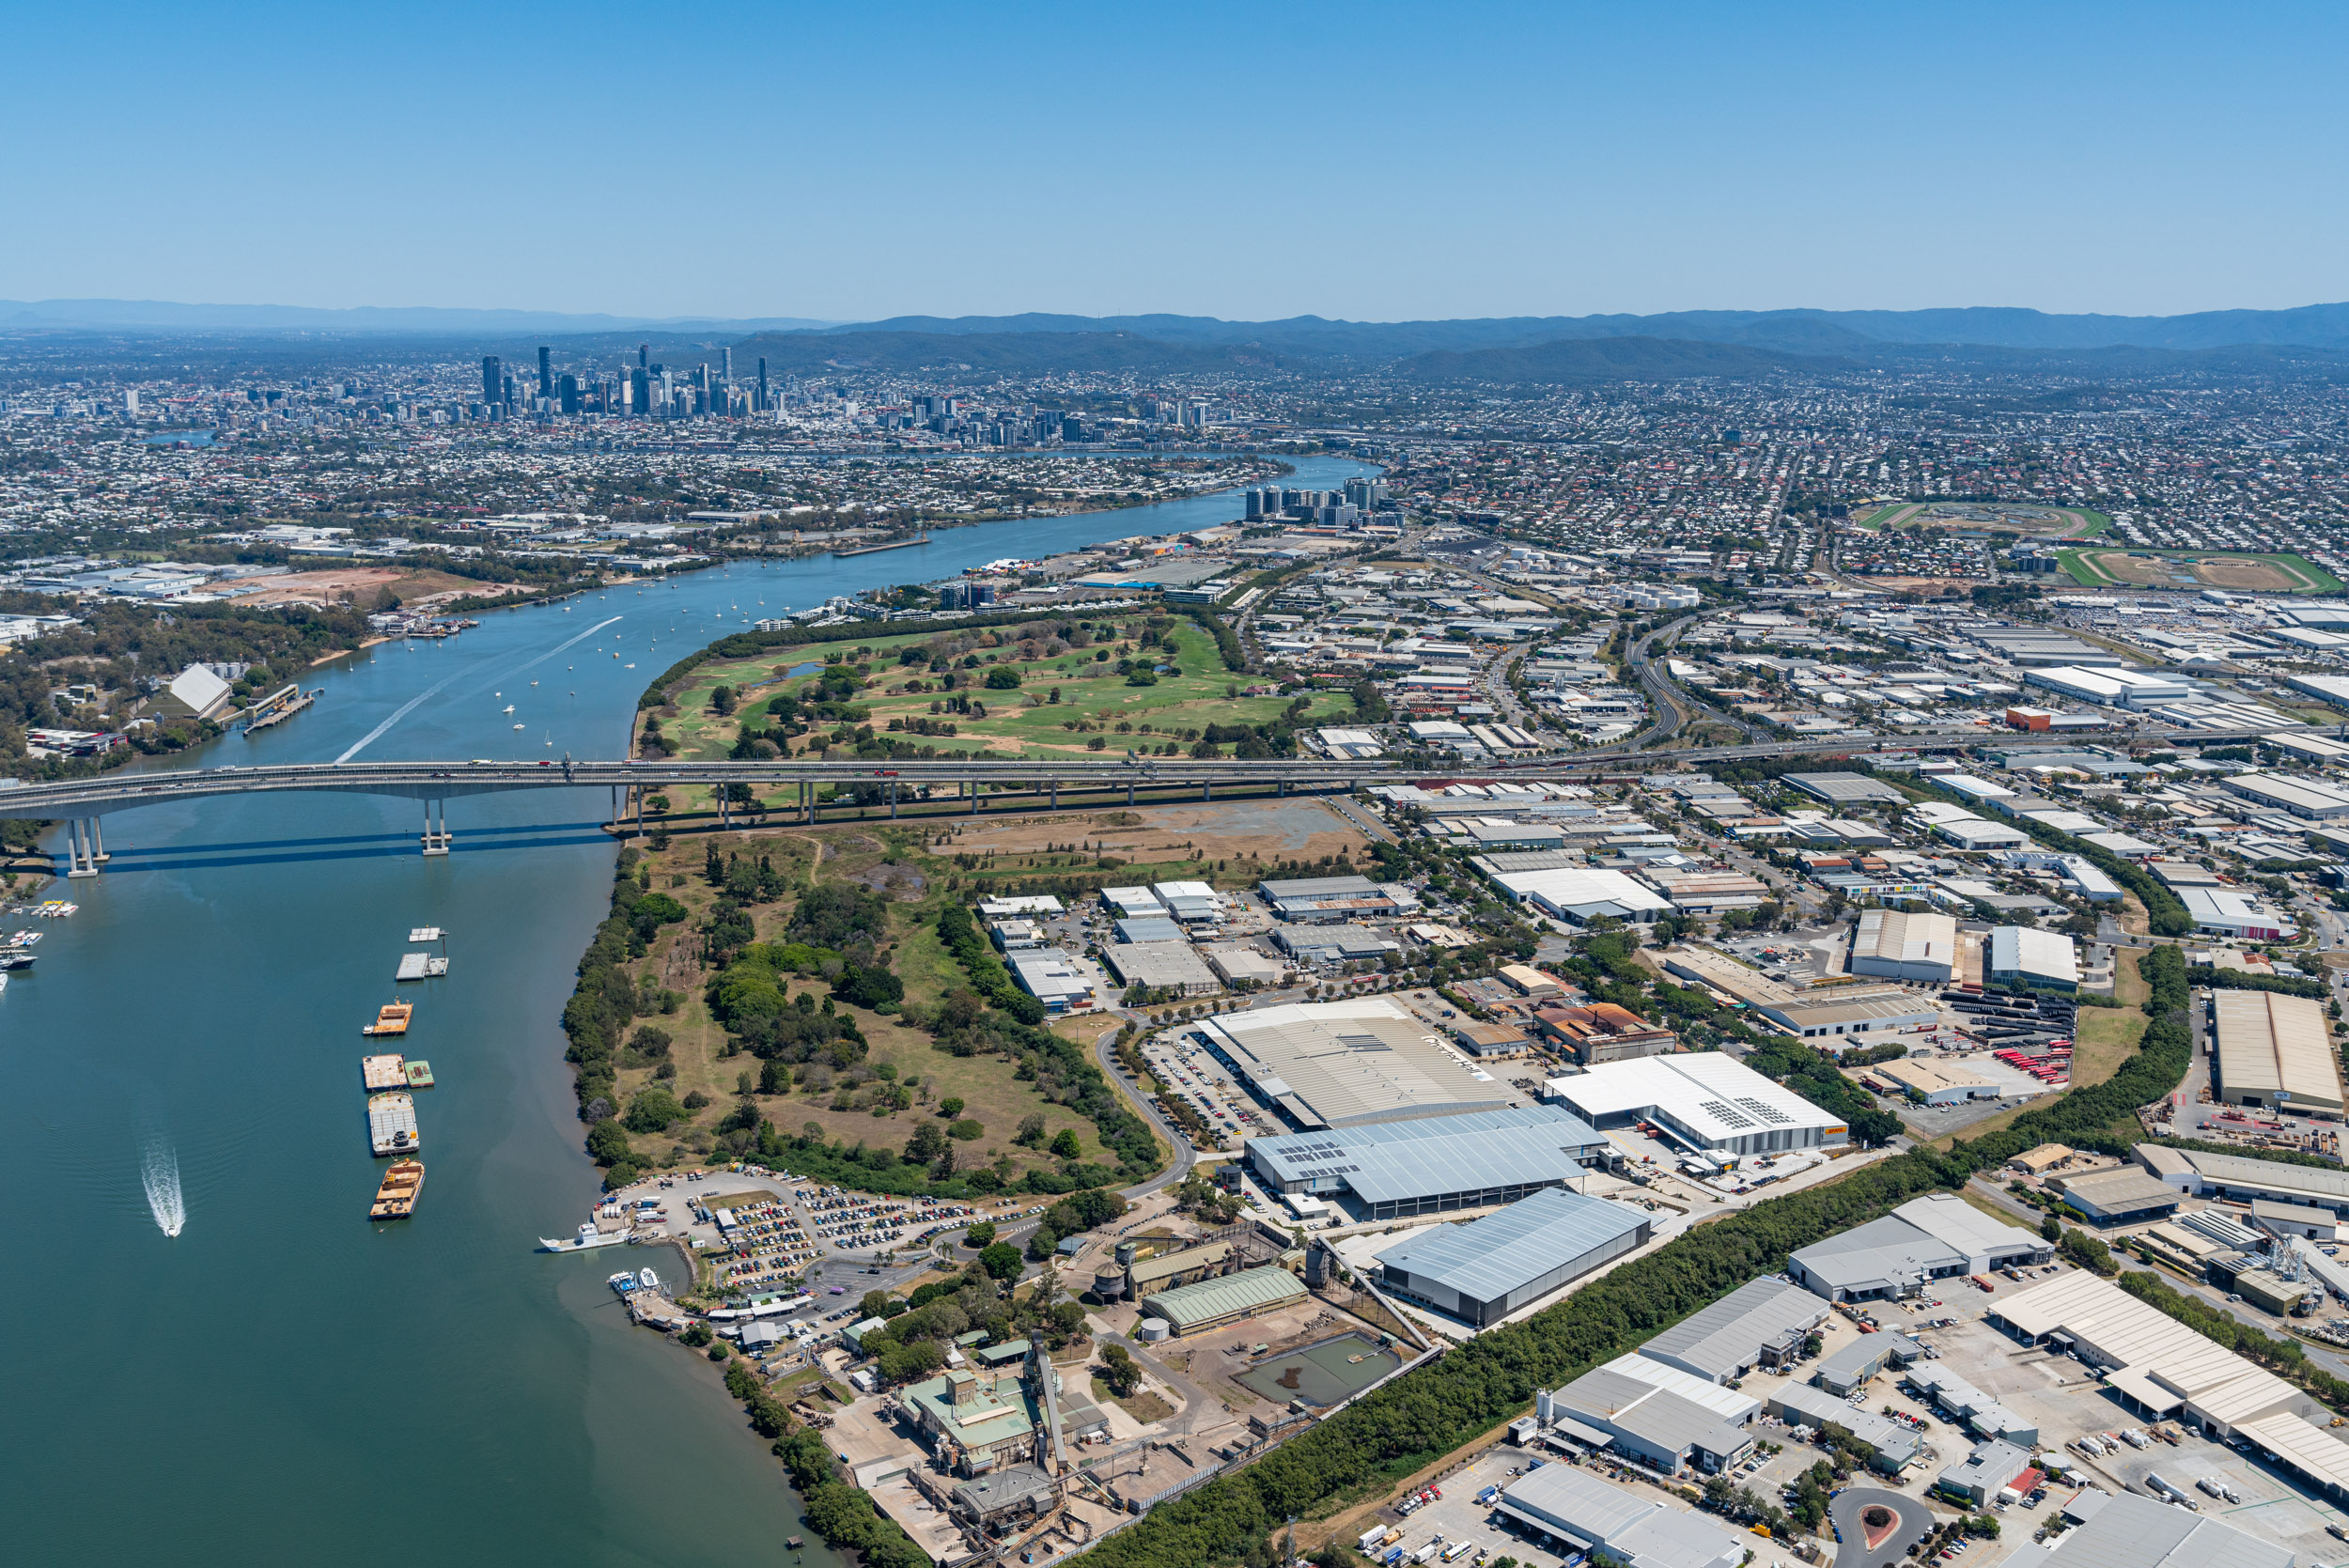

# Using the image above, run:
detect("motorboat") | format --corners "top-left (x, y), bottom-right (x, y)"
top-left (539, 1222), bottom-right (630, 1252)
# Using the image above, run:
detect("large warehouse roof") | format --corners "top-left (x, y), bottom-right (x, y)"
top-left (2214, 988), bottom-right (2342, 1112)
top-left (2169, 1146), bottom-right (2349, 1206)
top-left (1485, 866), bottom-right (1674, 922)
top-left (1139, 1265), bottom-right (1305, 1332)
top-left (1547, 1052), bottom-right (1847, 1148)
top-left (1990, 925), bottom-right (2079, 987)
top-left (2005, 1491), bottom-right (2292, 1568)
top-left (1201, 998), bottom-right (1513, 1129)
top-left (1992, 1273), bottom-right (2301, 1430)
top-left (1498, 1459), bottom-right (1744, 1568)
top-left (1641, 1277), bottom-right (1828, 1384)
top-left (1789, 1215), bottom-right (1964, 1299)
top-left (1373, 1188), bottom-right (1647, 1307)
top-left (1247, 1105), bottom-right (1608, 1206)
top-left (1783, 772), bottom-right (1907, 804)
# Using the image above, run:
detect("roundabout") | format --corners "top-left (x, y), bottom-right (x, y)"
top-left (1829, 1487), bottom-right (1936, 1568)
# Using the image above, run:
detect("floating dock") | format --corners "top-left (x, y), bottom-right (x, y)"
top-left (362, 1053), bottom-right (407, 1091)
top-left (833, 534), bottom-right (930, 556)
top-left (395, 953), bottom-right (449, 981)
top-left (362, 1001), bottom-right (412, 1036)
top-left (370, 1158), bottom-right (425, 1219)
top-left (366, 1091), bottom-right (419, 1156)
top-left (242, 684), bottom-right (320, 734)
top-left (404, 1059), bottom-right (435, 1089)
top-left (408, 927), bottom-right (443, 943)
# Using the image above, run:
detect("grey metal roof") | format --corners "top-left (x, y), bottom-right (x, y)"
top-left (1499, 1465), bottom-right (1744, 1568)
top-left (1791, 1214), bottom-right (1965, 1295)
top-left (1641, 1277), bottom-right (1827, 1382)
top-left (1768, 1384), bottom-right (1922, 1467)
top-left (1375, 1188), bottom-right (1646, 1304)
top-left (1259, 875), bottom-right (1381, 898)
top-left (1139, 1265), bottom-right (1306, 1330)
top-left (1115, 916), bottom-right (1187, 943)
top-left (1937, 1437), bottom-right (2033, 1494)
top-left (2036, 1492), bottom-right (2292, 1568)
top-left (1247, 1105), bottom-right (1608, 1204)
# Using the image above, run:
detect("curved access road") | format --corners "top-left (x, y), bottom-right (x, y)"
top-left (1829, 1486), bottom-right (1936, 1568)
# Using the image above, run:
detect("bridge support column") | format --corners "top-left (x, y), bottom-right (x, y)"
top-left (971, 781), bottom-right (980, 816)
top-left (1278, 779), bottom-right (1286, 798)
top-left (889, 782), bottom-right (897, 819)
top-left (718, 788), bottom-right (728, 830)
top-left (1203, 779), bottom-right (1211, 801)
top-left (1050, 781), bottom-right (1058, 812)
top-left (633, 788), bottom-right (645, 835)
top-left (1128, 779), bottom-right (1135, 806)
top-left (64, 818), bottom-right (99, 878)
top-left (421, 799), bottom-right (451, 858)
top-left (89, 816), bottom-right (108, 862)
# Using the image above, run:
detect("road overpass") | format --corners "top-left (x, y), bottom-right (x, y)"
top-left (0, 718), bottom-right (2300, 876)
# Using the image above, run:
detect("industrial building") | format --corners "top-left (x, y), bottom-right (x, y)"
top-left (1003, 950), bottom-right (1095, 1012)
top-left (1102, 886), bottom-right (1164, 919)
top-left (1988, 925), bottom-right (2079, 993)
top-left (1861, 1056), bottom-right (2000, 1104)
top-left (1270, 924), bottom-right (1400, 964)
top-left (1495, 1462), bottom-right (1746, 1568)
top-left (1935, 1438), bottom-right (2036, 1508)
top-left (1101, 940), bottom-right (1220, 997)
top-left (2013, 1492), bottom-right (2293, 1568)
top-left (1533, 1357), bottom-right (1757, 1476)
top-left (2023, 664), bottom-right (2193, 708)
top-left (1482, 864), bottom-right (1674, 924)
top-left (1783, 772), bottom-right (1908, 806)
top-left (1765, 1385), bottom-right (1921, 1473)
top-left (1373, 1188), bottom-right (1651, 1327)
top-left (1242, 1104), bottom-right (1610, 1220)
top-left (1530, 1002), bottom-right (1677, 1064)
top-left (1658, 947), bottom-right (1797, 1007)
top-left (1788, 1192), bottom-right (2048, 1301)
top-left (1989, 1272), bottom-right (2316, 1441)
top-left (1149, 880), bottom-right (1224, 927)
top-left (1200, 944), bottom-right (1284, 987)
top-left (1546, 1052), bottom-right (1848, 1157)
top-left (1112, 915), bottom-right (1188, 943)
top-left (1137, 1265), bottom-right (1305, 1336)
top-left (2211, 989), bottom-right (2342, 1117)
top-left (2178, 885), bottom-right (2297, 940)
top-left (2147, 1145), bottom-right (2349, 1217)
top-left (1850, 909), bottom-right (1959, 983)
top-left (1641, 871), bottom-right (1770, 916)
top-left (1765, 987), bottom-right (1941, 1041)
top-left (1905, 1365), bottom-right (2038, 1445)
top-left (2051, 1165), bottom-right (2184, 1224)
top-left (1639, 1277), bottom-right (1829, 1384)
top-left (1255, 875), bottom-right (1401, 924)
top-left (1812, 1331), bottom-right (1922, 1397)
top-left (1197, 998), bottom-right (1516, 1131)
top-left (2223, 772), bottom-right (2349, 821)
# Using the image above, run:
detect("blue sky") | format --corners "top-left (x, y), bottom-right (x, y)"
top-left (9, 2), bottom-right (2346, 321)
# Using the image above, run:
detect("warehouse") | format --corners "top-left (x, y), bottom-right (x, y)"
top-left (1989, 1272), bottom-right (2313, 1440)
top-left (1936, 1438), bottom-right (2036, 1508)
top-left (1533, 1357), bottom-right (1756, 1476)
top-left (1927, 814), bottom-right (2031, 850)
top-left (2223, 772), bottom-right (2349, 821)
top-left (2212, 989), bottom-right (2342, 1117)
top-left (1373, 1187), bottom-right (1651, 1327)
top-left (1659, 947), bottom-right (1798, 1006)
top-left (1905, 1366), bottom-right (2038, 1445)
top-left (1483, 864), bottom-right (1675, 924)
top-left (1639, 1277), bottom-right (1829, 1384)
top-left (1242, 1104), bottom-right (1610, 1220)
top-left (1138, 1265), bottom-right (1306, 1336)
top-left (1849, 909), bottom-right (1959, 983)
top-left (1863, 1056), bottom-right (2001, 1105)
top-left (1255, 875), bottom-right (1400, 924)
top-left (1788, 1193), bottom-right (2048, 1301)
top-left (1783, 772), bottom-right (1908, 805)
top-left (2179, 885), bottom-right (2296, 940)
top-left (1546, 1052), bottom-right (1849, 1157)
top-left (1988, 925), bottom-right (2080, 993)
top-left (1200, 944), bottom-right (1284, 987)
top-left (2152, 1146), bottom-right (2349, 1212)
top-left (1640, 870), bottom-right (1770, 916)
top-left (1495, 1463), bottom-right (1745, 1568)
top-left (1532, 1002), bottom-right (1677, 1064)
top-left (1270, 923), bottom-right (1400, 964)
top-left (1113, 915), bottom-right (1189, 943)
top-left (1199, 998), bottom-right (1515, 1131)
top-left (2017, 1492), bottom-right (2292, 1568)
top-left (1102, 940), bottom-right (1220, 997)
top-left (1766, 1385), bottom-right (1921, 1473)
top-left (2051, 1166), bottom-right (2183, 1225)
top-left (1004, 951), bottom-right (1096, 1012)
top-left (1763, 988), bottom-right (1940, 1041)
top-left (1150, 880), bottom-right (1224, 927)
top-left (1812, 1331), bottom-right (1923, 1397)
top-left (1102, 886), bottom-right (1164, 919)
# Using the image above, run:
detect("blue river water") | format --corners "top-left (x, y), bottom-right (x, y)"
top-left (0, 454), bottom-right (1376, 1567)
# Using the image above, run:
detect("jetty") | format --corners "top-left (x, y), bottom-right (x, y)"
top-left (242, 684), bottom-right (321, 734)
top-left (833, 535), bottom-right (930, 556)
top-left (395, 953), bottom-right (449, 980)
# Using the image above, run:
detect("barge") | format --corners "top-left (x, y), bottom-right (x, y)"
top-left (366, 1091), bottom-right (419, 1156)
top-left (362, 1001), bottom-right (412, 1036)
top-left (370, 1159), bottom-right (425, 1219)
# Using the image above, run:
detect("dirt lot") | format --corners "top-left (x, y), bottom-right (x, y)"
top-left (935, 800), bottom-right (1367, 865)
top-left (219, 566), bottom-right (495, 608)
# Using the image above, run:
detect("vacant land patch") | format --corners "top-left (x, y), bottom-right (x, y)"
top-left (220, 566), bottom-right (493, 608)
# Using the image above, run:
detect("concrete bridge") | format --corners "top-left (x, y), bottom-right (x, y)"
top-left (0, 718), bottom-right (2293, 876)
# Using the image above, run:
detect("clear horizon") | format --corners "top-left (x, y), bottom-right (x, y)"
top-left (9, 2), bottom-right (2347, 321)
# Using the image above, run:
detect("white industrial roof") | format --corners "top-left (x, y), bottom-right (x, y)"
top-left (1486, 866), bottom-right (1673, 919)
top-left (2213, 988), bottom-right (2342, 1110)
top-left (1856, 909), bottom-right (1957, 970)
top-left (1893, 1193), bottom-right (2041, 1259)
top-left (1994, 1273), bottom-right (2301, 1427)
top-left (1205, 998), bottom-right (1513, 1129)
top-left (1550, 1053), bottom-right (1846, 1144)
top-left (1989, 925), bottom-right (2079, 986)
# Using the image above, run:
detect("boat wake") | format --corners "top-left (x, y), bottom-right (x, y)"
top-left (141, 1138), bottom-right (186, 1237)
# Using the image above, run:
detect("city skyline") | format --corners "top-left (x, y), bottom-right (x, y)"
top-left (8, 3), bottom-right (2348, 322)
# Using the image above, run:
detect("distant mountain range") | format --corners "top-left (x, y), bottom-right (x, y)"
top-left (0, 299), bottom-right (834, 335)
top-left (15, 297), bottom-right (2349, 384)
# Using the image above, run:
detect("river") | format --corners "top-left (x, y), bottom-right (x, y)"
top-left (0, 454), bottom-right (1377, 1567)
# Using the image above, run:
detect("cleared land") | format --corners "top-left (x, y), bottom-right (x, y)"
top-left (655, 615), bottom-right (1361, 763)
top-left (218, 566), bottom-right (494, 608)
top-left (2058, 547), bottom-right (2342, 593)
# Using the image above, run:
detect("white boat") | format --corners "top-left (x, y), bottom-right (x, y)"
top-left (638, 1266), bottom-right (659, 1291)
top-left (0, 971), bottom-right (9, 997)
top-left (539, 1222), bottom-right (631, 1252)
top-left (502, 705), bottom-right (515, 714)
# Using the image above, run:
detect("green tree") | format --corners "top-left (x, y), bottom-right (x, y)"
top-left (984, 666), bottom-right (1022, 690)
top-left (964, 1220), bottom-right (997, 1249)
top-left (939, 1096), bottom-right (966, 1117)
top-left (1099, 1343), bottom-right (1143, 1397)
top-left (1050, 1127), bottom-right (1083, 1159)
top-left (979, 1242), bottom-right (1024, 1280)
top-left (625, 1086), bottom-right (687, 1133)
top-left (584, 1118), bottom-right (631, 1165)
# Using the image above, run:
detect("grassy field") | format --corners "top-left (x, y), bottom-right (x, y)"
top-left (598, 821), bottom-right (1130, 1179)
top-left (653, 615), bottom-right (1360, 767)
top-left (2057, 547), bottom-right (2343, 594)
top-left (1855, 504), bottom-right (1912, 532)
